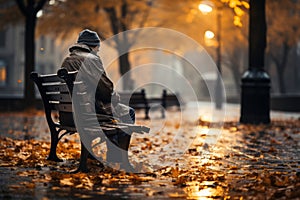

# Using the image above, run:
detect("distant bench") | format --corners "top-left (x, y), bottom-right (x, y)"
top-left (30, 69), bottom-right (149, 172)
top-left (160, 89), bottom-right (184, 118)
top-left (118, 89), bottom-right (150, 119)
top-left (161, 89), bottom-right (184, 110)
top-left (118, 89), bottom-right (184, 119)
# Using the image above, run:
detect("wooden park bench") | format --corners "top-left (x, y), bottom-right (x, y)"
top-left (118, 89), bottom-right (150, 119)
top-left (30, 69), bottom-right (149, 172)
top-left (161, 89), bottom-right (184, 115)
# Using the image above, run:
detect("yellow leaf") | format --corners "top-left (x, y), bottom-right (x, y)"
top-left (25, 182), bottom-right (35, 189)
top-left (234, 7), bottom-right (244, 16)
top-left (168, 192), bottom-right (186, 198)
top-left (229, 127), bottom-right (237, 132)
top-left (106, 188), bottom-right (118, 191)
top-left (229, 0), bottom-right (237, 8)
top-left (263, 177), bottom-right (271, 185)
top-left (60, 178), bottom-right (74, 186)
top-left (18, 153), bottom-right (31, 161)
top-left (234, 16), bottom-right (243, 27)
top-left (242, 1), bottom-right (250, 9)
top-left (274, 176), bottom-right (289, 187)
top-left (171, 167), bottom-right (180, 178)
top-left (9, 185), bottom-right (22, 189)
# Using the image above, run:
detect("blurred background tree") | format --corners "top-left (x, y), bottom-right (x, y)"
top-left (0, 0), bottom-right (47, 108)
top-left (0, 0), bottom-right (299, 108)
top-left (37, 0), bottom-right (156, 90)
top-left (0, 0), bottom-right (248, 97)
top-left (266, 0), bottom-right (300, 94)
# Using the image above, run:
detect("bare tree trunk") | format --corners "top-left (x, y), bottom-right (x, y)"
top-left (276, 64), bottom-right (286, 94)
top-left (271, 42), bottom-right (289, 94)
top-left (227, 48), bottom-right (245, 95)
top-left (119, 52), bottom-right (134, 90)
top-left (24, 11), bottom-right (36, 108)
top-left (230, 63), bottom-right (241, 94)
top-left (15, 0), bottom-right (47, 109)
top-left (105, 5), bottom-right (133, 90)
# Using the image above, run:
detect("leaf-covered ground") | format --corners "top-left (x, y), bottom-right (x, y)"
top-left (0, 108), bottom-right (299, 199)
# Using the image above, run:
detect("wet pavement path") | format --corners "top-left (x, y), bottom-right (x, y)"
top-left (0, 104), bottom-right (300, 199)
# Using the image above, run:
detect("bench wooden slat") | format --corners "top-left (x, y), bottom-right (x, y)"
top-left (83, 126), bottom-right (119, 136)
top-left (46, 93), bottom-right (72, 102)
top-left (42, 83), bottom-right (69, 93)
top-left (38, 74), bottom-right (63, 82)
top-left (50, 102), bottom-right (73, 112)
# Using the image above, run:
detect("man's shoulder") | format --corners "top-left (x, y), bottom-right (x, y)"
top-left (69, 43), bottom-right (91, 53)
top-left (84, 52), bottom-right (99, 60)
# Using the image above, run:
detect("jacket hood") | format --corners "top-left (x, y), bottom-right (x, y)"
top-left (69, 43), bottom-right (92, 53)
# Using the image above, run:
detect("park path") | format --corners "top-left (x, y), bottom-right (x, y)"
top-left (0, 102), bottom-right (299, 199)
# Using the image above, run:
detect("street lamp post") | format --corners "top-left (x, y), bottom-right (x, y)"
top-left (240, 0), bottom-right (270, 124)
top-left (199, 1), bottom-right (224, 109)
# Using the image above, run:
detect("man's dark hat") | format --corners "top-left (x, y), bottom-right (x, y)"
top-left (77, 29), bottom-right (100, 46)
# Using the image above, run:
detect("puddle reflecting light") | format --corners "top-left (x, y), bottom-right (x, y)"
top-left (195, 188), bottom-right (214, 198)
top-left (185, 185), bottom-right (216, 200)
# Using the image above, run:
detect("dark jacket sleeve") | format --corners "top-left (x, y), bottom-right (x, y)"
top-left (95, 70), bottom-right (114, 103)
top-left (82, 54), bottom-right (114, 104)
top-left (61, 49), bottom-right (116, 115)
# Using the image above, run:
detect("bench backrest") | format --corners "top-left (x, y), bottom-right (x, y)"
top-left (30, 71), bottom-right (77, 128)
top-left (119, 89), bottom-right (148, 106)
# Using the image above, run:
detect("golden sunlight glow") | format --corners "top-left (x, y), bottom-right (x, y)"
top-left (186, 9), bottom-right (197, 23)
top-left (198, 3), bottom-right (213, 14)
top-left (184, 178), bottom-right (227, 199)
top-left (204, 30), bottom-right (215, 39)
top-left (195, 188), bottom-right (214, 197)
top-left (185, 183), bottom-right (221, 200)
